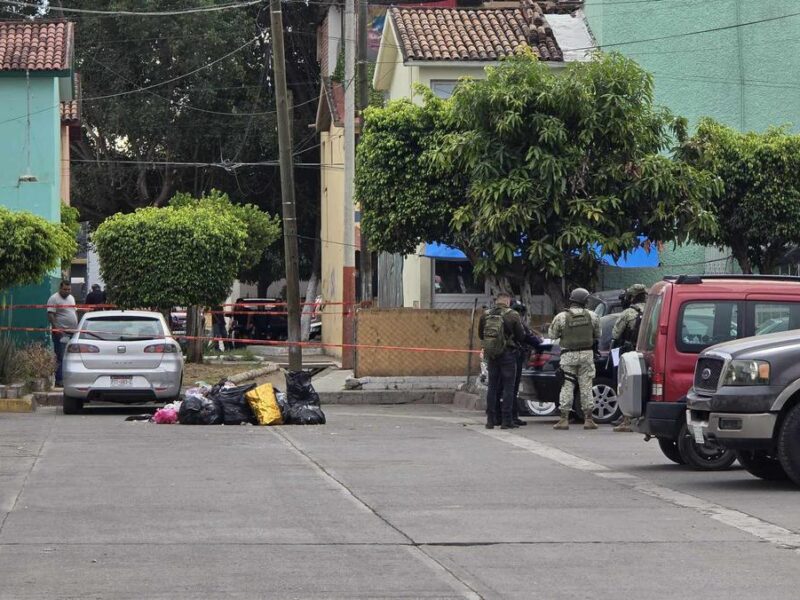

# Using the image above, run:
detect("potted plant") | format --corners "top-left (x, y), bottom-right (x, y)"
top-left (17, 342), bottom-right (57, 393)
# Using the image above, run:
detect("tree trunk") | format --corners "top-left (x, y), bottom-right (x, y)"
top-left (485, 274), bottom-right (512, 296)
top-left (257, 277), bottom-right (269, 298)
top-left (731, 243), bottom-right (752, 274)
top-left (544, 278), bottom-right (566, 314)
top-left (185, 305), bottom-right (204, 364)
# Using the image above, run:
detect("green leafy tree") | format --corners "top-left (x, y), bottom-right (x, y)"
top-left (93, 204), bottom-right (246, 362)
top-left (6, 0), bottom-right (323, 296)
top-left (0, 207), bottom-right (76, 291)
top-left (356, 97), bottom-right (466, 256)
top-left (60, 202), bottom-right (81, 267)
top-left (679, 119), bottom-right (800, 274)
top-left (169, 189), bottom-right (281, 277)
top-left (357, 51), bottom-right (721, 308)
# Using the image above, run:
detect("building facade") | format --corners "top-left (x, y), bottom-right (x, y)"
top-left (0, 21), bottom-right (77, 338)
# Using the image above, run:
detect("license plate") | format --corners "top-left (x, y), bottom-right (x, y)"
top-left (111, 376), bottom-right (132, 387)
top-left (692, 424), bottom-right (705, 445)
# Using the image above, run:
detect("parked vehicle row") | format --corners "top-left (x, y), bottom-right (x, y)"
top-left (617, 274), bottom-right (800, 485)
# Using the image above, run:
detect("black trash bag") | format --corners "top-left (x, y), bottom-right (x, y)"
top-left (287, 403), bottom-right (326, 425)
top-left (212, 382), bottom-right (257, 425)
top-left (274, 388), bottom-right (290, 422)
top-left (285, 371), bottom-right (321, 406)
top-left (179, 392), bottom-right (223, 425)
top-left (284, 371), bottom-right (325, 425)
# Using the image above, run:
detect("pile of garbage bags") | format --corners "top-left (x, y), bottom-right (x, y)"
top-left (151, 371), bottom-right (325, 426)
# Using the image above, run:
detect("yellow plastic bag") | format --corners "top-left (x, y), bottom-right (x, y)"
top-left (245, 383), bottom-right (283, 426)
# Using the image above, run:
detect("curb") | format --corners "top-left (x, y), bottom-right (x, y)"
top-left (319, 390), bottom-right (456, 405)
top-left (0, 395), bottom-right (36, 413)
top-left (33, 391), bottom-right (63, 407)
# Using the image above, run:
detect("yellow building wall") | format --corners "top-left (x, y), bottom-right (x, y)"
top-left (320, 126), bottom-right (345, 358)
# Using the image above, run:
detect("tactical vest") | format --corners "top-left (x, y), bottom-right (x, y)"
top-left (560, 309), bottom-right (594, 351)
top-left (621, 304), bottom-right (645, 345)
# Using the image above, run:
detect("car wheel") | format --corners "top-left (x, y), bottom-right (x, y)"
top-left (677, 423), bottom-right (736, 471)
top-left (777, 403), bottom-right (800, 486)
top-left (592, 377), bottom-right (621, 424)
top-left (62, 395), bottom-right (84, 415)
top-left (658, 438), bottom-right (686, 465)
top-left (735, 450), bottom-right (788, 481)
top-left (523, 397), bottom-right (559, 417)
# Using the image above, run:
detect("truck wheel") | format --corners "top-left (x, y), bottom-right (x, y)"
top-left (777, 403), bottom-right (800, 486)
top-left (677, 423), bottom-right (736, 470)
top-left (658, 438), bottom-right (685, 465)
top-left (735, 450), bottom-right (788, 481)
top-left (62, 395), bottom-right (84, 415)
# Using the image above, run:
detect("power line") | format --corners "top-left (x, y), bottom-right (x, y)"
top-left (5, 0), bottom-right (263, 16)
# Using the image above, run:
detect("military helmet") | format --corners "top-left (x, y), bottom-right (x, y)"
top-left (568, 287), bottom-right (591, 306)
top-left (626, 283), bottom-right (648, 299)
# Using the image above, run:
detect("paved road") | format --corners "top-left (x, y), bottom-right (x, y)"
top-left (1, 405), bottom-right (799, 599)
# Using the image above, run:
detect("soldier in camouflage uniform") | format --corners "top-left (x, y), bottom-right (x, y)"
top-left (611, 283), bottom-right (648, 432)
top-left (548, 288), bottom-right (601, 430)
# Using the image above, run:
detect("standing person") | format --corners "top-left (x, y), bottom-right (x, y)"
top-left (548, 288), bottom-right (601, 431)
top-left (501, 301), bottom-right (543, 426)
top-left (211, 305), bottom-right (228, 351)
top-left (47, 281), bottom-right (78, 388)
top-left (611, 283), bottom-right (648, 432)
top-left (479, 292), bottom-right (527, 429)
top-left (84, 284), bottom-right (106, 307)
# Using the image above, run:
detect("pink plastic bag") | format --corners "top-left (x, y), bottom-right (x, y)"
top-left (153, 406), bottom-right (178, 424)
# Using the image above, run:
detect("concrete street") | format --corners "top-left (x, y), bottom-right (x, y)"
top-left (1, 404), bottom-right (799, 599)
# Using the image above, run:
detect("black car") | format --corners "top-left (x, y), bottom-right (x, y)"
top-left (230, 298), bottom-right (288, 341)
top-left (518, 314), bottom-right (621, 423)
top-left (587, 289), bottom-right (625, 317)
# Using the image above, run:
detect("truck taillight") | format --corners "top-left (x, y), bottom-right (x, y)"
top-left (144, 343), bottom-right (178, 353)
top-left (651, 372), bottom-right (664, 401)
top-left (67, 343), bottom-right (99, 353)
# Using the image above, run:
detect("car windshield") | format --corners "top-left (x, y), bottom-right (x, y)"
top-left (79, 316), bottom-right (164, 342)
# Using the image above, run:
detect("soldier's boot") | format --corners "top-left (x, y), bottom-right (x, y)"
top-left (583, 410), bottom-right (598, 430)
top-left (613, 417), bottom-right (633, 433)
top-left (553, 413), bottom-right (570, 430)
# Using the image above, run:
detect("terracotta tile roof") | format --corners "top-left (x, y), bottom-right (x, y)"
top-left (61, 72), bottom-right (80, 126)
top-left (389, 1), bottom-right (563, 62)
top-left (0, 21), bottom-right (74, 72)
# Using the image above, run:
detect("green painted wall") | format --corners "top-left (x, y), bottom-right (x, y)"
top-left (585, 0), bottom-right (800, 289)
top-left (0, 75), bottom-right (64, 340)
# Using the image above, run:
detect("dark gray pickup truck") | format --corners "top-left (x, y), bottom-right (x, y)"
top-left (686, 330), bottom-right (800, 485)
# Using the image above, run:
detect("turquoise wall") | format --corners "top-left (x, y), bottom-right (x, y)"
top-left (585, 0), bottom-right (800, 289)
top-left (583, 0), bottom-right (800, 133)
top-left (0, 75), bottom-right (64, 340)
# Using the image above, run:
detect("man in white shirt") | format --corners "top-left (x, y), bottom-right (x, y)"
top-left (47, 281), bottom-right (78, 387)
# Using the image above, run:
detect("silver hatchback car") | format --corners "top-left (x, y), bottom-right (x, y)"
top-left (62, 311), bottom-right (184, 413)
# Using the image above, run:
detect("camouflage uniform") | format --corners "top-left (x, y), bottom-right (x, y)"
top-left (549, 307), bottom-right (601, 417)
top-left (611, 302), bottom-right (646, 350)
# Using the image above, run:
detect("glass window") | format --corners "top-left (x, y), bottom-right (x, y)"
top-left (753, 302), bottom-right (800, 336)
top-left (80, 316), bottom-right (164, 342)
top-left (643, 294), bottom-right (663, 351)
top-left (678, 301), bottom-right (739, 353)
top-left (434, 261), bottom-right (484, 294)
top-left (430, 80), bottom-right (458, 99)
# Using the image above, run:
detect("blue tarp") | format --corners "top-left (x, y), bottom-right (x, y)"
top-left (423, 240), bottom-right (660, 268)
top-left (423, 242), bottom-right (467, 261)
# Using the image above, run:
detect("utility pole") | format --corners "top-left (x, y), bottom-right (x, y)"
top-left (342, 0), bottom-right (357, 368)
top-left (357, 0), bottom-right (373, 304)
top-left (269, 0), bottom-right (302, 371)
